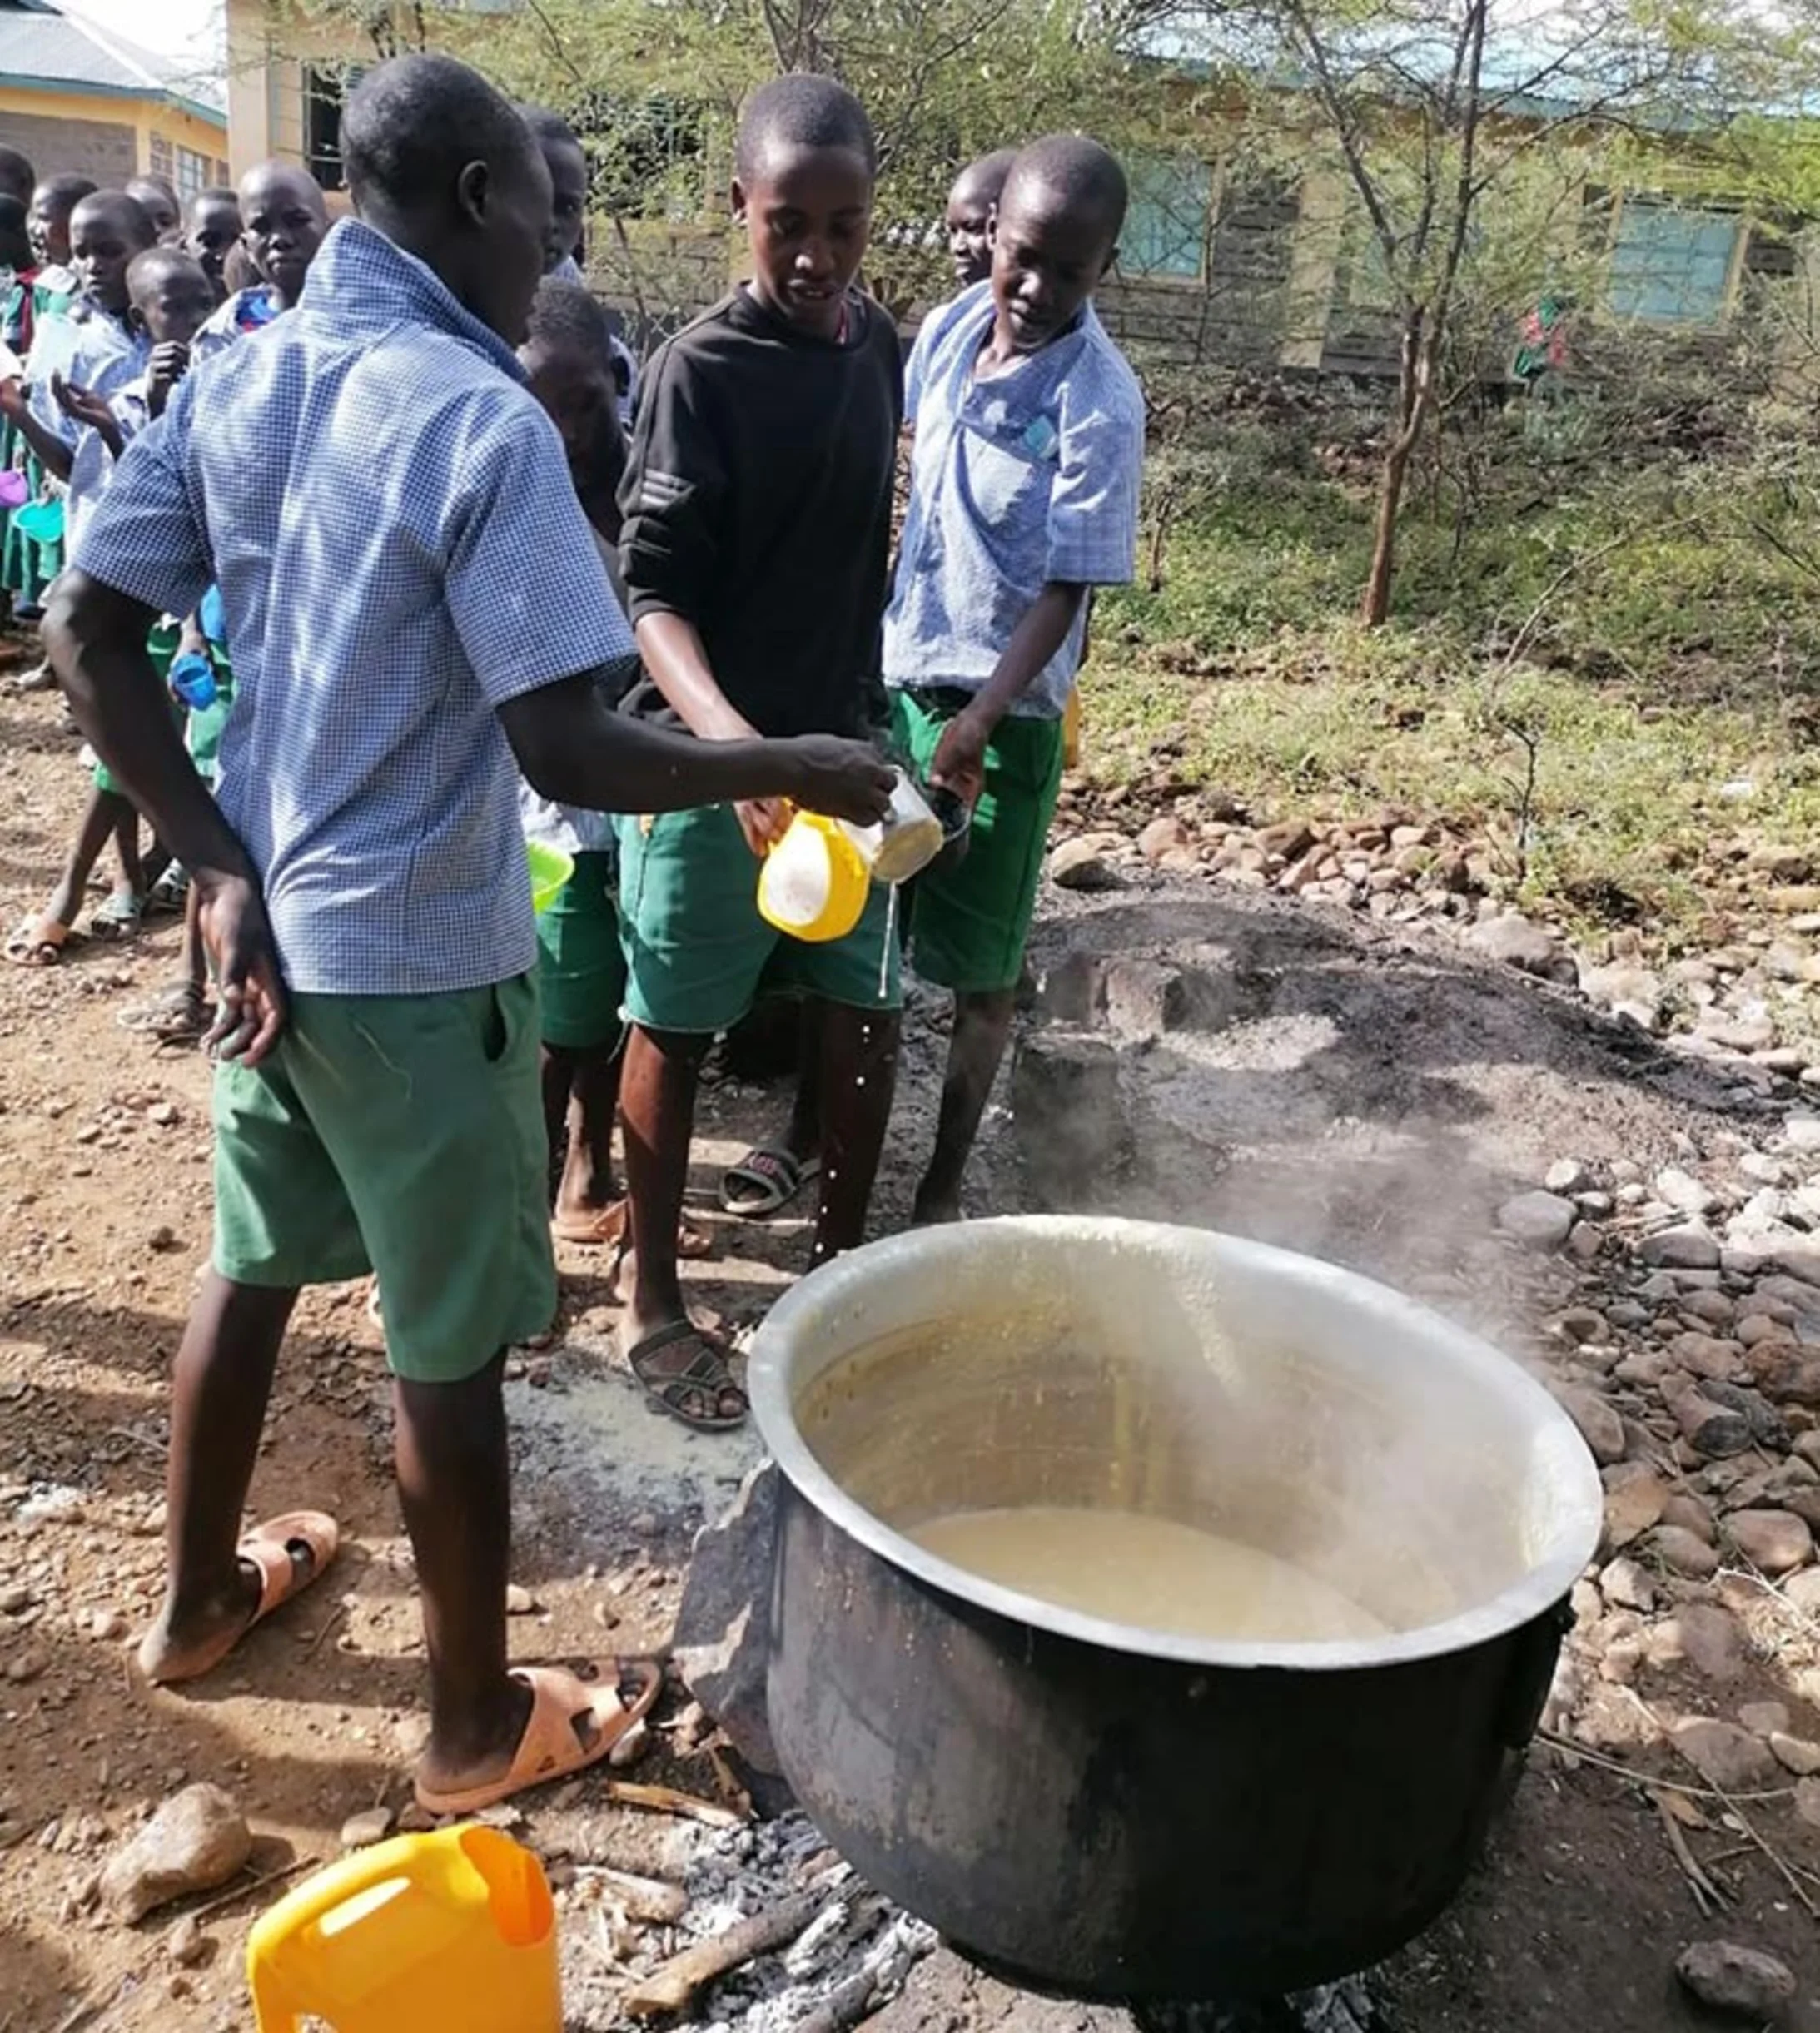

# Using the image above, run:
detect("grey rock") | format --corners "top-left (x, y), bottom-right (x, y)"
top-left (1557, 1386), bottom-right (1625, 1464)
top-left (1672, 1334), bottom-right (1743, 1381)
top-left (163, 1914), bottom-right (209, 1970)
top-left (1667, 1384), bottom-right (1753, 1459)
top-left (1580, 962), bottom-right (1663, 1018)
top-left (1498, 1191), bottom-right (1576, 1250)
top-left (1546, 1158), bottom-right (1592, 1195)
top-left (1681, 1288), bottom-right (1737, 1329)
top-left (1783, 1114), bottom-right (1820, 1154)
top-left (1696, 1378), bottom-right (1791, 1450)
top-left (100, 1784), bottom-right (251, 1922)
top-left (1725, 1508), bottom-right (1813, 1573)
top-left (1651, 1603), bottom-right (1745, 1682)
top-left (1671, 1717), bottom-right (1780, 1791)
top-left (1469, 912), bottom-right (1562, 975)
top-left (671, 1461), bottom-right (782, 1780)
top-left (1738, 1700), bottom-right (1790, 1737)
top-left (1651, 1525), bottom-right (1720, 1580)
top-left (1674, 1941), bottom-right (1796, 2021)
top-left (1698, 1008), bottom-right (1777, 1055)
top-left (339, 1806), bottom-right (395, 1850)
top-left (1770, 1732), bottom-right (1820, 1776)
top-left (1657, 1167), bottom-right (1720, 1216)
top-left (1638, 1225), bottom-right (1721, 1270)
top-left (1599, 1556), bottom-right (1655, 1612)
top-left (1048, 836), bottom-right (1123, 892)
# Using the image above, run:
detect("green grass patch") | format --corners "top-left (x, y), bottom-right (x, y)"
top-left (1085, 447), bottom-right (1820, 947)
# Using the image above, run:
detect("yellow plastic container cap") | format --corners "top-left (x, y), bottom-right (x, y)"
top-left (758, 811), bottom-right (869, 942)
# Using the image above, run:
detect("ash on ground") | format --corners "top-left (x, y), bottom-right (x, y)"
top-left (560, 1810), bottom-right (936, 2032)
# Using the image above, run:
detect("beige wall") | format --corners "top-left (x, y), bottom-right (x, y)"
top-left (0, 87), bottom-right (227, 191)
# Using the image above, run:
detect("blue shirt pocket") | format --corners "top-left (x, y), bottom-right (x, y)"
top-left (957, 402), bottom-right (1060, 540)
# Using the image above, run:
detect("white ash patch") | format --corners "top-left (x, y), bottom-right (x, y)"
top-left (669, 1813), bottom-right (936, 2032)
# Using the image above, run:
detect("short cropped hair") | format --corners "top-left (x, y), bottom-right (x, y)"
top-left (734, 73), bottom-right (877, 182)
top-left (343, 53), bottom-right (540, 212)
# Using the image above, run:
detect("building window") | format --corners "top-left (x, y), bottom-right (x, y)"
top-left (303, 64), bottom-right (364, 191)
top-left (174, 146), bottom-right (211, 200)
top-left (148, 133), bottom-right (172, 178)
top-left (1122, 154), bottom-right (1211, 281)
top-left (1607, 198), bottom-right (1739, 325)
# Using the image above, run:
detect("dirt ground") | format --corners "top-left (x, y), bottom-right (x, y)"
top-left (1, 666), bottom-right (1817, 2031)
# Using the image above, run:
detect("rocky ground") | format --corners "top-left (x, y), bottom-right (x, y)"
top-left (2, 671), bottom-right (1818, 2030)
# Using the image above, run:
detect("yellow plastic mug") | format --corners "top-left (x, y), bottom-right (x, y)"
top-left (757, 810), bottom-right (870, 942)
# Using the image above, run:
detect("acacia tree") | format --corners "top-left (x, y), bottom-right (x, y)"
top-left (1171, 0), bottom-right (1773, 624)
top-left (274, 0), bottom-right (1171, 313)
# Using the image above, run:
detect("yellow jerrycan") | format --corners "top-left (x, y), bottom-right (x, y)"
top-left (246, 1824), bottom-right (561, 2032)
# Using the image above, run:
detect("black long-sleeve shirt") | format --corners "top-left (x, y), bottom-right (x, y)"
top-left (617, 285), bottom-right (902, 739)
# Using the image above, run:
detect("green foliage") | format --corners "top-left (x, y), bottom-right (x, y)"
top-left (1096, 369), bottom-right (1820, 938)
top-left (281, 0), bottom-right (1168, 306)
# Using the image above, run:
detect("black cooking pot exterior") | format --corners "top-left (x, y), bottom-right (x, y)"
top-left (768, 1471), bottom-right (1568, 2001)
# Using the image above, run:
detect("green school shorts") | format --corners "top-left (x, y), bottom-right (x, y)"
top-left (891, 688), bottom-right (1065, 994)
top-left (617, 803), bottom-right (902, 1035)
top-left (535, 848), bottom-right (628, 1051)
top-left (211, 975), bottom-right (556, 1383)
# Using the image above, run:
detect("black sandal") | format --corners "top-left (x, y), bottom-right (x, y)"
top-left (623, 1320), bottom-right (748, 1431)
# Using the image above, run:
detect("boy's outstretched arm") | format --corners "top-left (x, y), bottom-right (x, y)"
top-left (928, 581), bottom-right (1086, 805)
top-left (500, 673), bottom-right (892, 827)
top-left (45, 567), bottom-right (284, 1062)
top-left (0, 375), bottom-right (75, 480)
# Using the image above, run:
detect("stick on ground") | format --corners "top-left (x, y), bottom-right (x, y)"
top-left (624, 1892), bottom-right (823, 2018)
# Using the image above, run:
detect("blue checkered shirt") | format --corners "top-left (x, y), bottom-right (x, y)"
top-left (75, 217), bottom-right (635, 996)
top-left (883, 281), bottom-right (1144, 718)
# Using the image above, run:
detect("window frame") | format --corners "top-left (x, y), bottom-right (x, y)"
top-left (1120, 151), bottom-right (1217, 286)
top-left (1604, 192), bottom-right (1746, 328)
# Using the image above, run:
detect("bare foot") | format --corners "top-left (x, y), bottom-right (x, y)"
top-left (136, 1533), bottom-right (319, 1683)
top-left (415, 1675), bottom-right (537, 1805)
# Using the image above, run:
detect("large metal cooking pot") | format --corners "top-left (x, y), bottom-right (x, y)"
top-left (749, 1216), bottom-right (1602, 2001)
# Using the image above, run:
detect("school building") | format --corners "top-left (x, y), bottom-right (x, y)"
top-left (0, 0), bottom-right (227, 194)
top-left (226, 0), bottom-right (1810, 384)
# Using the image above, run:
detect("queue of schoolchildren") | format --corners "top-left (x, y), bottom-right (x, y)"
top-left (32, 56), bottom-right (1143, 1808)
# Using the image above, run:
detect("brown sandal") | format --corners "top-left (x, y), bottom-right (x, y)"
top-left (139, 1510), bottom-right (339, 1685)
top-left (623, 1320), bottom-right (748, 1431)
top-left (414, 1661), bottom-right (661, 1816)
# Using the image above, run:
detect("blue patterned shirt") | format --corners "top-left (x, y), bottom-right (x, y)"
top-left (883, 281), bottom-right (1144, 718)
top-left (75, 217), bottom-right (634, 996)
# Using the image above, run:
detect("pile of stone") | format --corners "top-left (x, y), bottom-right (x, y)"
top-left (1046, 784), bottom-right (1820, 1081)
top-left (1492, 1116), bottom-right (1820, 1807)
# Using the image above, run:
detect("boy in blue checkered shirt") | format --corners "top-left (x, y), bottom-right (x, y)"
top-left (885, 135), bottom-right (1144, 1222)
top-left (48, 54), bottom-right (888, 1816)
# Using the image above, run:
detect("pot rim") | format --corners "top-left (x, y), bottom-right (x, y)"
top-left (750, 1215), bottom-right (1604, 1671)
